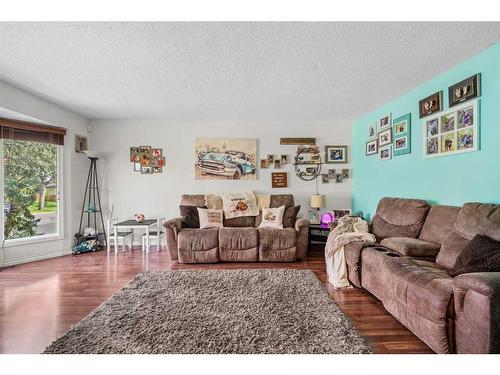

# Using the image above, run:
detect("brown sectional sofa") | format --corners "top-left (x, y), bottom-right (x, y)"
top-left (164, 194), bottom-right (309, 263)
top-left (345, 197), bottom-right (500, 354)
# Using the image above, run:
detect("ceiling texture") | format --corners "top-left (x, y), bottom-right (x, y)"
top-left (0, 22), bottom-right (499, 122)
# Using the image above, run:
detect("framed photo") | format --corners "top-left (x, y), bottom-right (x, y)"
top-left (332, 209), bottom-right (352, 221)
top-left (341, 169), bottom-right (349, 179)
top-left (449, 74), bottom-right (480, 107)
top-left (274, 159), bottom-right (281, 169)
top-left (133, 162), bottom-right (141, 172)
top-left (260, 159), bottom-right (269, 168)
top-left (419, 91), bottom-right (442, 118)
top-left (335, 174), bottom-right (343, 183)
top-left (328, 169), bottom-right (336, 179)
top-left (423, 99), bottom-right (479, 158)
top-left (141, 166), bottom-right (153, 174)
top-left (325, 145), bottom-right (348, 164)
top-left (377, 128), bottom-right (392, 147)
top-left (308, 209), bottom-right (320, 225)
top-left (140, 146), bottom-right (152, 154)
top-left (267, 154), bottom-right (274, 164)
top-left (130, 146), bottom-right (140, 162)
top-left (321, 174), bottom-right (329, 183)
top-left (152, 166), bottom-right (162, 173)
top-left (365, 140), bottom-right (378, 156)
top-left (152, 148), bottom-right (162, 157)
top-left (280, 154), bottom-right (289, 164)
top-left (392, 113), bottom-right (411, 156)
top-left (379, 114), bottom-right (391, 129)
top-left (75, 134), bottom-right (88, 153)
top-left (368, 123), bottom-right (376, 139)
top-left (379, 146), bottom-right (392, 160)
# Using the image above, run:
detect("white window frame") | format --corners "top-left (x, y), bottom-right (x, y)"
top-left (0, 141), bottom-right (64, 248)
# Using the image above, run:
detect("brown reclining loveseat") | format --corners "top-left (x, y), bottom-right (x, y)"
top-left (345, 197), bottom-right (500, 353)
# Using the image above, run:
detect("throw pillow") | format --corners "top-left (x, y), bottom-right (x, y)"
top-left (179, 205), bottom-right (206, 228)
top-left (197, 208), bottom-right (224, 229)
top-left (449, 234), bottom-right (500, 277)
top-left (258, 205), bottom-right (285, 229)
top-left (221, 192), bottom-right (259, 219)
top-left (283, 205), bottom-right (301, 228)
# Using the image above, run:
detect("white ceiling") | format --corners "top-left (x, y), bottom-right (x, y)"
top-left (0, 22), bottom-right (499, 122)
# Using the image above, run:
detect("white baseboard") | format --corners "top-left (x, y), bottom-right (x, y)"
top-left (1, 248), bottom-right (73, 268)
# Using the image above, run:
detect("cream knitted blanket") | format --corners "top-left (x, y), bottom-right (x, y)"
top-left (325, 216), bottom-right (375, 288)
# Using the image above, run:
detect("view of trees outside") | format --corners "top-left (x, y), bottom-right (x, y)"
top-left (3, 140), bottom-right (58, 240)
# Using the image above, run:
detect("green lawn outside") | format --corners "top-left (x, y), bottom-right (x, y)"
top-left (29, 200), bottom-right (58, 214)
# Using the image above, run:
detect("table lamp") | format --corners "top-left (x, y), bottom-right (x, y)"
top-left (310, 194), bottom-right (326, 210)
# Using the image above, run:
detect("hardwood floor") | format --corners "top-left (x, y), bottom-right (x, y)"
top-left (0, 246), bottom-right (433, 354)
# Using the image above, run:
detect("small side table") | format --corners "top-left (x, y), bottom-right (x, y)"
top-left (308, 224), bottom-right (331, 246)
top-left (113, 219), bottom-right (159, 253)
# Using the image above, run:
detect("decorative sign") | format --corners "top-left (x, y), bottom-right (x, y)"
top-left (271, 172), bottom-right (288, 188)
top-left (280, 138), bottom-right (316, 145)
top-left (419, 91), bottom-right (442, 118)
top-left (448, 74), bottom-right (480, 107)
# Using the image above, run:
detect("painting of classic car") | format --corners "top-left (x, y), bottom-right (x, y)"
top-left (195, 138), bottom-right (257, 180)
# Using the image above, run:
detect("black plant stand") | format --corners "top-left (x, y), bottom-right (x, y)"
top-left (77, 155), bottom-right (106, 247)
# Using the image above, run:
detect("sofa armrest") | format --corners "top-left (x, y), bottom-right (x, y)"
top-left (163, 217), bottom-right (182, 233)
top-left (454, 272), bottom-right (500, 298)
top-left (453, 272), bottom-right (500, 353)
top-left (344, 241), bottom-right (367, 288)
top-left (295, 218), bottom-right (310, 260)
top-left (163, 218), bottom-right (182, 260)
top-left (295, 218), bottom-right (310, 232)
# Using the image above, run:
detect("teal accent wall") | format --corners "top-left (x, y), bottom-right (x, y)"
top-left (352, 44), bottom-right (500, 220)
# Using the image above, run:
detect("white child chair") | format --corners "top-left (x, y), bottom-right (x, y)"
top-left (141, 217), bottom-right (166, 252)
top-left (107, 217), bottom-right (134, 252)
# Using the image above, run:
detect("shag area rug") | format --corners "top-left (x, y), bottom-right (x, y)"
top-left (44, 269), bottom-right (372, 354)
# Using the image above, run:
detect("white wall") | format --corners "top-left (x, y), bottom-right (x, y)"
top-left (89, 120), bottom-right (353, 226)
top-left (0, 81), bottom-right (89, 266)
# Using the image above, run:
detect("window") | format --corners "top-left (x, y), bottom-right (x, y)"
top-left (0, 117), bottom-right (66, 246)
top-left (2, 140), bottom-right (60, 240)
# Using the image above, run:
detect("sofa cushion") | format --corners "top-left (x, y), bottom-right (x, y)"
top-left (385, 258), bottom-right (454, 321)
top-left (219, 227), bottom-right (258, 262)
top-left (180, 194), bottom-right (206, 207)
top-left (258, 227), bottom-right (297, 262)
top-left (382, 258), bottom-right (454, 353)
top-left (179, 205), bottom-right (205, 228)
top-left (419, 205), bottom-right (461, 245)
top-left (380, 237), bottom-right (441, 257)
top-left (259, 206), bottom-right (285, 229)
top-left (270, 194), bottom-right (295, 208)
top-left (177, 228), bottom-right (219, 263)
top-left (436, 203), bottom-right (500, 270)
top-left (371, 197), bottom-right (430, 241)
top-left (223, 216), bottom-right (255, 227)
top-left (449, 234), bottom-right (500, 277)
top-left (283, 205), bottom-right (300, 228)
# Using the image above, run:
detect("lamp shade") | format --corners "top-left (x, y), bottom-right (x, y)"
top-left (310, 194), bottom-right (326, 209)
top-left (83, 150), bottom-right (101, 159)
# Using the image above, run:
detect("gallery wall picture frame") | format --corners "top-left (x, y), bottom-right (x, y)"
top-left (392, 113), bottom-right (411, 156)
top-left (368, 123), bottom-right (377, 139)
top-left (365, 139), bottom-right (378, 156)
top-left (130, 145), bottom-right (165, 173)
top-left (260, 159), bottom-right (269, 168)
top-left (307, 209), bottom-right (320, 225)
top-left (379, 145), bottom-right (392, 160)
top-left (325, 145), bottom-right (348, 164)
top-left (423, 99), bottom-right (479, 158)
top-left (321, 174), bottom-right (329, 183)
top-left (377, 128), bottom-right (392, 147)
top-left (448, 73), bottom-right (481, 107)
top-left (75, 134), bottom-right (88, 153)
top-left (379, 114), bottom-right (391, 129)
top-left (419, 91), bottom-right (442, 118)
